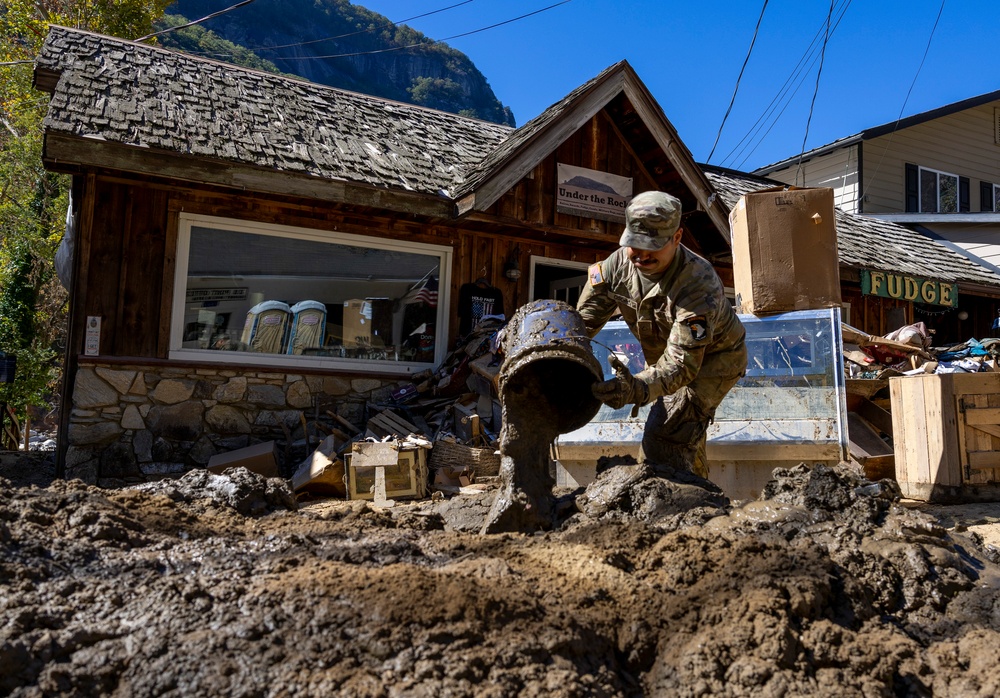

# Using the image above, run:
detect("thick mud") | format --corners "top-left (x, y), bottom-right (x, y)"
top-left (2, 463), bottom-right (1000, 697)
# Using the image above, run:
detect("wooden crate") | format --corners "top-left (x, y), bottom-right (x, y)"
top-left (890, 372), bottom-right (1000, 502)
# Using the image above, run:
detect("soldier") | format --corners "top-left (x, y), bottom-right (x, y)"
top-left (577, 191), bottom-right (747, 478)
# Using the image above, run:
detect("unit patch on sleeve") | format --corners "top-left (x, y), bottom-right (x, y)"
top-left (684, 316), bottom-right (708, 342)
top-left (588, 262), bottom-right (605, 286)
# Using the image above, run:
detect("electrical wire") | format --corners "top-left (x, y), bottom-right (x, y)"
top-left (706, 0), bottom-right (768, 165)
top-left (859, 0), bottom-right (946, 204)
top-left (249, 0), bottom-right (477, 52)
top-left (721, 0), bottom-right (852, 170)
top-left (269, 0), bottom-right (573, 61)
top-left (794, 0), bottom-right (835, 184)
top-left (134, 0), bottom-right (257, 42)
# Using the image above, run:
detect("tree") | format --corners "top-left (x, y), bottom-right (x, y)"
top-left (0, 0), bottom-right (172, 434)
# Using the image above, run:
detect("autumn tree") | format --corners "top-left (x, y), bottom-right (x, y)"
top-left (0, 0), bottom-right (171, 434)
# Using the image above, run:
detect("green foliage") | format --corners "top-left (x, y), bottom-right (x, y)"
top-left (156, 14), bottom-right (293, 76)
top-left (0, 0), bottom-right (172, 425)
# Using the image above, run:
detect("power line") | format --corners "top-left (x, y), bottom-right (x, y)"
top-left (270, 0), bottom-right (573, 61)
top-left (250, 0), bottom-right (477, 52)
top-left (706, 0), bottom-right (768, 164)
top-left (135, 0), bottom-right (257, 42)
top-left (724, 0), bottom-right (852, 170)
top-left (794, 0), bottom-right (835, 184)
top-left (721, 0), bottom-right (850, 169)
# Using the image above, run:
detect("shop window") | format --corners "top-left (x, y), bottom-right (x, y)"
top-left (171, 214), bottom-right (451, 373)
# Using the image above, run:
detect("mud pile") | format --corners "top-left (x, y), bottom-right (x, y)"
top-left (2, 464), bottom-right (999, 696)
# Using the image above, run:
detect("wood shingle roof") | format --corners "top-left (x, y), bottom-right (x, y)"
top-left (35, 25), bottom-right (512, 198)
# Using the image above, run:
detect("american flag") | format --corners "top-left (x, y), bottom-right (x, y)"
top-left (413, 275), bottom-right (438, 307)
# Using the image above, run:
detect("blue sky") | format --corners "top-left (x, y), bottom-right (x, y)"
top-left (355, 0), bottom-right (995, 172)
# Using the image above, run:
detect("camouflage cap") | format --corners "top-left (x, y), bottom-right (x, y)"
top-left (619, 191), bottom-right (682, 251)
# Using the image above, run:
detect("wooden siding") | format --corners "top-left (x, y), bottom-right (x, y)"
top-left (75, 176), bottom-right (613, 361)
top-left (863, 101), bottom-right (1000, 213)
top-left (761, 145), bottom-right (860, 213)
top-left (922, 222), bottom-right (1000, 271)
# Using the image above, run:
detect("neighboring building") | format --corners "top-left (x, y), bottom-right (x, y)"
top-left (34, 27), bottom-right (1000, 482)
top-left (755, 90), bottom-right (1000, 287)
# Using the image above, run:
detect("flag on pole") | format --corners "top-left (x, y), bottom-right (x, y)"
top-left (413, 275), bottom-right (438, 307)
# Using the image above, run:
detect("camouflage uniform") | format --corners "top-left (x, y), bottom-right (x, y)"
top-left (577, 245), bottom-right (747, 477)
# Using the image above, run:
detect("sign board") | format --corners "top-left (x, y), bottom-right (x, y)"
top-left (860, 270), bottom-right (956, 307)
top-left (85, 316), bottom-right (101, 356)
top-left (185, 287), bottom-right (248, 303)
top-left (556, 164), bottom-right (632, 223)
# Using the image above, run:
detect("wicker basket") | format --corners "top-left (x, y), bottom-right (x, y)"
top-left (429, 440), bottom-right (501, 478)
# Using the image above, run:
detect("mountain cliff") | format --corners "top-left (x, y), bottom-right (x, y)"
top-left (161, 0), bottom-right (516, 126)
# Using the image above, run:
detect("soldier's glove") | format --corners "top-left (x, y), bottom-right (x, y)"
top-left (592, 354), bottom-right (649, 416)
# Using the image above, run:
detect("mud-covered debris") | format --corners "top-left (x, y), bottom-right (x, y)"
top-left (575, 462), bottom-right (729, 525)
top-left (129, 467), bottom-right (297, 516)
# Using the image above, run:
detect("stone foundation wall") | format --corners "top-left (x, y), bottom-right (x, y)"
top-left (66, 363), bottom-right (405, 484)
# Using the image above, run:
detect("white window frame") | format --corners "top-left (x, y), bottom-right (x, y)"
top-left (170, 213), bottom-right (452, 375)
top-left (918, 166), bottom-right (959, 213)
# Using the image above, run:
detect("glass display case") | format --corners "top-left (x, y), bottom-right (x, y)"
top-left (553, 308), bottom-right (850, 496)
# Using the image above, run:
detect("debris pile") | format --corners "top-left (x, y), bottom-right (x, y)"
top-left (843, 321), bottom-right (1000, 378)
top-left (290, 318), bottom-right (507, 503)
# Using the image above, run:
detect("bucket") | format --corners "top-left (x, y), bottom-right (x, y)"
top-left (499, 299), bottom-right (602, 435)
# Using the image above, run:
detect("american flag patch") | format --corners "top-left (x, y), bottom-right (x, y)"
top-left (588, 263), bottom-right (605, 286)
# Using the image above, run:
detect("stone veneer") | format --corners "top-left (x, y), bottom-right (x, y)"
top-left (66, 362), bottom-right (406, 484)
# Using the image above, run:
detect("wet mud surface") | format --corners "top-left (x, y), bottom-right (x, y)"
top-left (3, 460), bottom-right (1000, 696)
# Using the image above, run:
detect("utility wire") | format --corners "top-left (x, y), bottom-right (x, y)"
top-left (794, 0), bottom-right (835, 184)
top-left (859, 0), bottom-right (946, 204)
top-left (250, 0), bottom-right (477, 52)
top-left (706, 0), bottom-right (768, 164)
top-left (721, 0), bottom-right (850, 168)
top-left (725, 0), bottom-right (852, 170)
top-left (270, 0), bottom-right (573, 61)
top-left (134, 0), bottom-right (257, 42)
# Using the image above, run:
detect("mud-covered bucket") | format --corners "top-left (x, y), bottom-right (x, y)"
top-left (499, 299), bottom-right (602, 435)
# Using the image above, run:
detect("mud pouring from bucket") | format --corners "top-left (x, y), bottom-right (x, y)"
top-left (481, 299), bottom-right (603, 534)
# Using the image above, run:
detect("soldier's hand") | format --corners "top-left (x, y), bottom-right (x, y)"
top-left (592, 355), bottom-right (649, 411)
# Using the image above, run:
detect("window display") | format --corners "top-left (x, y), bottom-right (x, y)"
top-left (171, 215), bottom-right (451, 372)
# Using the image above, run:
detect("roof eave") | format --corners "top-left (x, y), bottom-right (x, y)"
top-left (43, 132), bottom-right (456, 218)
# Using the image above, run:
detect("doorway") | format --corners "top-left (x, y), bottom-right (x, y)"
top-left (529, 256), bottom-right (589, 305)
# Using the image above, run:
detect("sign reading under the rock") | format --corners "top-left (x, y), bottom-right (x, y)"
top-left (861, 270), bottom-right (956, 307)
top-left (556, 164), bottom-right (632, 223)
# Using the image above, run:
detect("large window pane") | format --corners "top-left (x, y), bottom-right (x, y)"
top-left (939, 174), bottom-right (958, 213)
top-left (176, 220), bottom-right (448, 369)
top-left (920, 169), bottom-right (937, 212)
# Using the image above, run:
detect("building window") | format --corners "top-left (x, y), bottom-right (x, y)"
top-left (171, 214), bottom-right (451, 373)
top-left (919, 166), bottom-right (959, 213)
top-left (907, 164), bottom-right (969, 213)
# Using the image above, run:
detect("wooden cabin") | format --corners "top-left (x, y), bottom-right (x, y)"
top-left (34, 27), bottom-right (1000, 482)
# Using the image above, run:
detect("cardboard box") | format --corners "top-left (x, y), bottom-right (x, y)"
top-left (207, 441), bottom-right (280, 478)
top-left (342, 299), bottom-right (370, 348)
top-left (729, 186), bottom-right (840, 315)
top-left (290, 435), bottom-right (346, 496)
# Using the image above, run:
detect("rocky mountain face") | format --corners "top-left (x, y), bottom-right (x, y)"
top-left (162, 0), bottom-right (515, 126)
